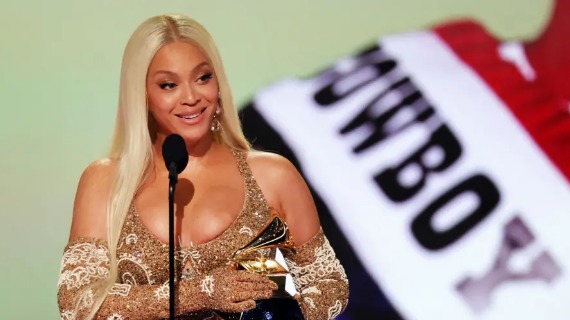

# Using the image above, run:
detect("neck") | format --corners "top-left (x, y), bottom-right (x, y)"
top-left (523, 0), bottom-right (570, 100)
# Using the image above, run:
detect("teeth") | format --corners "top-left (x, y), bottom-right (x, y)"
top-left (181, 113), bottom-right (200, 119)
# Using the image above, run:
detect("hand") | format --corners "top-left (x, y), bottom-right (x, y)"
top-left (200, 268), bottom-right (277, 313)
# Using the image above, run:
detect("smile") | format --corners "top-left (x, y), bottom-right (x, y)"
top-left (180, 113), bottom-right (201, 119)
top-left (175, 108), bottom-right (207, 121)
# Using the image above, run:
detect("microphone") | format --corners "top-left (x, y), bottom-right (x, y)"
top-left (162, 133), bottom-right (189, 181)
top-left (161, 133), bottom-right (188, 320)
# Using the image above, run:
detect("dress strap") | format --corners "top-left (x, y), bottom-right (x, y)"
top-left (231, 149), bottom-right (271, 212)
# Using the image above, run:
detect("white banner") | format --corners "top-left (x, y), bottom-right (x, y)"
top-left (252, 30), bottom-right (570, 319)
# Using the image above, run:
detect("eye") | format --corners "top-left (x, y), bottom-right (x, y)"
top-left (197, 72), bottom-right (213, 84)
top-left (159, 82), bottom-right (177, 90)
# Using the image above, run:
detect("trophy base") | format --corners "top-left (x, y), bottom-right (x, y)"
top-left (268, 273), bottom-right (296, 299)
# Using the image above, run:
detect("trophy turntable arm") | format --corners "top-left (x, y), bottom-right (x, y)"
top-left (284, 228), bottom-right (349, 320)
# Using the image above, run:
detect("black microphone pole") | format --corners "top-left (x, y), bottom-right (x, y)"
top-left (168, 161), bottom-right (177, 320)
top-left (162, 133), bottom-right (188, 320)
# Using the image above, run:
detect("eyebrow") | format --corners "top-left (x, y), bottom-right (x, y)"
top-left (152, 62), bottom-right (211, 77)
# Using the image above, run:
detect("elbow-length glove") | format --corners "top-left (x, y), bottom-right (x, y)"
top-left (284, 229), bottom-right (349, 320)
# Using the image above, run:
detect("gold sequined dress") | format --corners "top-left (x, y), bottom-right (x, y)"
top-left (57, 150), bottom-right (349, 320)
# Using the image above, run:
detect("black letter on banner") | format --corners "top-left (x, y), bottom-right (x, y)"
top-left (314, 45), bottom-right (397, 106)
top-left (340, 77), bottom-right (434, 153)
top-left (411, 174), bottom-right (500, 251)
top-left (375, 125), bottom-right (462, 202)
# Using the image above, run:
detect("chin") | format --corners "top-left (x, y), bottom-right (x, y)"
top-left (176, 126), bottom-right (212, 143)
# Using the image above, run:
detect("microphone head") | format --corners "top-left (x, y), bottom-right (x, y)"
top-left (162, 134), bottom-right (188, 174)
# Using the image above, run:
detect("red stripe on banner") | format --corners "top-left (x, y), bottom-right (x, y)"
top-left (433, 20), bottom-right (570, 183)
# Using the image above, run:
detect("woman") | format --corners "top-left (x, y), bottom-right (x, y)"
top-left (57, 13), bottom-right (349, 320)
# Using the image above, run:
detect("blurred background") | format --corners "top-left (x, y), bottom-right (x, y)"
top-left (1, 0), bottom-right (568, 319)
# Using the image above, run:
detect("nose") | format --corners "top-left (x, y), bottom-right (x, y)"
top-left (180, 84), bottom-right (200, 106)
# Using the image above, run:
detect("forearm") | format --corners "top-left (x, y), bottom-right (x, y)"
top-left (94, 283), bottom-right (171, 320)
top-left (97, 271), bottom-right (262, 318)
top-left (294, 280), bottom-right (349, 320)
top-left (57, 238), bottom-right (210, 319)
top-left (61, 278), bottom-right (213, 320)
top-left (285, 229), bottom-right (349, 320)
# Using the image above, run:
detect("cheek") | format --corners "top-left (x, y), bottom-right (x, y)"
top-left (147, 87), bottom-right (176, 114)
top-left (146, 89), bottom-right (177, 132)
top-left (197, 83), bottom-right (219, 102)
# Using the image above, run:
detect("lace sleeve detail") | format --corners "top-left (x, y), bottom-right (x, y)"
top-left (284, 229), bottom-right (349, 320)
top-left (56, 238), bottom-right (211, 319)
top-left (57, 238), bottom-right (110, 319)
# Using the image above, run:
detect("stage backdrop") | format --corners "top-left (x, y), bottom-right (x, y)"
top-left (0, 0), bottom-right (553, 319)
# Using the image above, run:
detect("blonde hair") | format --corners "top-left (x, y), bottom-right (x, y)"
top-left (76, 14), bottom-right (250, 319)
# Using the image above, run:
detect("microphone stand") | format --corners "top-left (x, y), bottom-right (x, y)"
top-left (168, 162), bottom-right (178, 320)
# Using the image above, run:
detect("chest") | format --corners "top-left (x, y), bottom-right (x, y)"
top-left (135, 172), bottom-right (246, 247)
top-left (116, 198), bottom-right (271, 285)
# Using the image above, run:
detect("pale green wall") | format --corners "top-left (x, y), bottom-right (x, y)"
top-left (0, 0), bottom-right (550, 318)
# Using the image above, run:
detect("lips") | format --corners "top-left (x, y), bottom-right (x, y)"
top-left (175, 107), bottom-right (207, 125)
top-left (176, 107), bottom-right (207, 119)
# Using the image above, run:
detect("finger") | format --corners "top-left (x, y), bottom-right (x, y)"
top-left (257, 279), bottom-right (278, 291)
top-left (236, 280), bottom-right (278, 292)
top-left (229, 299), bottom-right (257, 312)
top-left (234, 281), bottom-right (256, 292)
top-left (230, 290), bottom-right (253, 302)
top-left (233, 270), bottom-right (268, 281)
top-left (234, 271), bottom-right (277, 287)
top-left (249, 289), bottom-right (273, 301)
top-left (232, 288), bottom-right (273, 302)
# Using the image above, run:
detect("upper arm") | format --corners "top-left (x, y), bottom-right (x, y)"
top-left (68, 158), bottom-right (117, 241)
top-left (247, 152), bottom-right (320, 246)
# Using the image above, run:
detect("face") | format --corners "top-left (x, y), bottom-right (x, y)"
top-left (146, 41), bottom-right (219, 145)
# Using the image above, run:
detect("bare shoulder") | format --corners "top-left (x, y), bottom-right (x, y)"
top-left (68, 158), bottom-right (118, 241)
top-left (246, 150), bottom-right (296, 178)
top-left (77, 158), bottom-right (118, 194)
top-left (246, 150), bottom-right (320, 245)
top-left (245, 150), bottom-right (303, 205)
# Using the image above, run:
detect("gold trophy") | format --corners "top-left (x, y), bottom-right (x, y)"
top-left (217, 210), bottom-right (300, 320)
top-left (216, 210), bottom-right (304, 320)
top-left (231, 209), bottom-right (297, 298)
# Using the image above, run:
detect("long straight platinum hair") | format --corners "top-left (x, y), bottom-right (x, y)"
top-left (75, 14), bottom-right (250, 319)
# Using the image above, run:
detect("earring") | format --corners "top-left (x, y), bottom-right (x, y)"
top-left (211, 105), bottom-right (222, 132)
top-left (211, 117), bottom-right (220, 132)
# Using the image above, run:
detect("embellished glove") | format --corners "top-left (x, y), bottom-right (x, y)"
top-left (186, 267), bottom-right (277, 313)
top-left (284, 229), bottom-right (349, 320)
